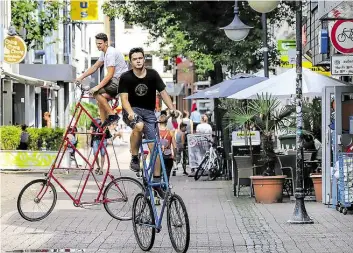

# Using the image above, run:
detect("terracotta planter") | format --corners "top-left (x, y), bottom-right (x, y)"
top-left (250, 175), bottom-right (287, 204)
top-left (310, 174), bottom-right (322, 202)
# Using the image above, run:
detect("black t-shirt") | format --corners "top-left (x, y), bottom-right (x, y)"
top-left (118, 69), bottom-right (166, 111)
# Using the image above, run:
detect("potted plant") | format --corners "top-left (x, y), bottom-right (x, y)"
top-left (229, 93), bottom-right (294, 203)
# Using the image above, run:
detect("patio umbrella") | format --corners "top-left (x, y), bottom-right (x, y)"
top-left (228, 68), bottom-right (348, 99)
top-left (184, 74), bottom-right (268, 99)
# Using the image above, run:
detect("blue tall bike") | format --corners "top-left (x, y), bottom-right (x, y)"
top-left (132, 116), bottom-right (190, 253)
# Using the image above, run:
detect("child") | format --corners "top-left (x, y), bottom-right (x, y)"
top-left (175, 122), bottom-right (188, 175)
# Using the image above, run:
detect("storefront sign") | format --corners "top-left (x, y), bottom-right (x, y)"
top-left (330, 20), bottom-right (353, 54)
top-left (331, 55), bottom-right (353, 75)
top-left (231, 131), bottom-right (260, 146)
top-left (71, 0), bottom-right (98, 21)
top-left (4, 35), bottom-right (27, 64)
top-left (187, 133), bottom-right (212, 168)
top-left (277, 40), bottom-right (331, 76)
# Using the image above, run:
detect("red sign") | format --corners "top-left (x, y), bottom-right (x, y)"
top-left (330, 20), bottom-right (353, 54)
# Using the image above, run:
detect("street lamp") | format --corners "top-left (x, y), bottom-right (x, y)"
top-left (248, 0), bottom-right (279, 13)
top-left (220, 0), bottom-right (253, 42)
top-left (247, 0), bottom-right (279, 78)
top-left (288, 0), bottom-right (313, 224)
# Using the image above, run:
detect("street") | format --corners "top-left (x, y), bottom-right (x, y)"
top-left (2, 144), bottom-right (353, 253)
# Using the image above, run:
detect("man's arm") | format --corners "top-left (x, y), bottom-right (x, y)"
top-left (160, 90), bottom-right (175, 111)
top-left (95, 66), bottom-right (115, 90)
top-left (120, 93), bottom-right (135, 120)
top-left (77, 60), bottom-right (104, 81)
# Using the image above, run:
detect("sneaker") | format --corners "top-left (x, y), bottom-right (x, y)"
top-left (183, 171), bottom-right (189, 176)
top-left (154, 196), bottom-right (161, 206)
top-left (152, 178), bottom-right (165, 199)
top-left (130, 155), bottom-right (140, 172)
top-left (102, 114), bottom-right (120, 128)
top-left (153, 187), bottom-right (165, 199)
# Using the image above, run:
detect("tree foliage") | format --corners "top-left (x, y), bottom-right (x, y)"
top-left (11, 0), bottom-right (63, 50)
top-left (103, 1), bottom-right (295, 78)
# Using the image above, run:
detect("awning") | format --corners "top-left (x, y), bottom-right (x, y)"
top-left (1, 69), bottom-right (60, 90)
top-left (166, 82), bottom-right (185, 96)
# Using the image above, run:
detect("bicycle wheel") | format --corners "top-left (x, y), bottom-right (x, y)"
top-left (103, 176), bottom-right (144, 221)
top-left (132, 193), bottom-right (156, 251)
top-left (194, 156), bottom-right (208, 181)
top-left (167, 194), bottom-right (190, 253)
top-left (17, 179), bottom-right (57, 222)
top-left (209, 157), bottom-right (221, 181)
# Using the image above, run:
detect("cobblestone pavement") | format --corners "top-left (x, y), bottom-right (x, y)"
top-left (2, 145), bottom-right (353, 252)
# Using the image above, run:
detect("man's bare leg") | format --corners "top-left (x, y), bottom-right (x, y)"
top-left (101, 154), bottom-right (105, 170)
top-left (96, 100), bottom-right (107, 123)
top-left (94, 94), bottom-right (114, 122)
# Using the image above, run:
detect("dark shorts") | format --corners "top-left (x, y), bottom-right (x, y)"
top-left (95, 77), bottom-right (119, 98)
top-left (193, 122), bottom-right (200, 132)
top-left (122, 107), bottom-right (157, 140)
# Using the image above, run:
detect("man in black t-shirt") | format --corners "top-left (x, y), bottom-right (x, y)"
top-left (118, 47), bottom-right (177, 197)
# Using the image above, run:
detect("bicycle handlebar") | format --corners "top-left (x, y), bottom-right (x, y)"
top-left (74, 81), bottom-right (90, 93)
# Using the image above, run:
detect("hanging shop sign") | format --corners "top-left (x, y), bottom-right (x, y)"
top-left (71, 0), bottom-right (99, 21)
top-left (4, 35), bottom-right (27, 64)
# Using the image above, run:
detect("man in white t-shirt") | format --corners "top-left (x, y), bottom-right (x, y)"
top-left (76, 33), bottom-right (128, 126)
top-left (196, 115), bottom-right (212, 134)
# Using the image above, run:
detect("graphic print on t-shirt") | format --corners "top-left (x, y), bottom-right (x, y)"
top-left (135, 83), bottom-right (148, 96)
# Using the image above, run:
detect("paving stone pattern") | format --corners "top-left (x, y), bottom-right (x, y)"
top-left (2, 146), bottom-right (353, 252)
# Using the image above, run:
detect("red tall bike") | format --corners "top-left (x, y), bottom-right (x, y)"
top-left (17, 84), bottom-right (143, 222)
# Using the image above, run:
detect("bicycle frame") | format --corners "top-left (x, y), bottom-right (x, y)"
top-left (39, 89), bottom-right (121, 206)
top-left (140, 136), bottom-right (170, 231)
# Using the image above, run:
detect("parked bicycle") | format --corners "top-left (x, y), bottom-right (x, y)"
top-left (17, 83), bottom-right (143, 222)
top-left (132, 115), bottom-right (190, 253)
top-left (194, 136), bottom-right (224, 181)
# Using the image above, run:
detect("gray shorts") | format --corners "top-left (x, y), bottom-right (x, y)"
top-left (122, 107), bottom-right (157, 140)
top-left (95, 77), bottom-right (119, 98)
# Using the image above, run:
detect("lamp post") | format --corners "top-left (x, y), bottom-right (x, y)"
top-left (288, 0), bottom-right (313, 224)
top-left (247, 1), bottom-right (279, 78)
top-left (220, 0), bottom-right (253, 42)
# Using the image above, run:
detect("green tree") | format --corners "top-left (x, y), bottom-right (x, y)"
top-left (103, 1), bottom-right (295, 80)
top-left (11, 0), bottom-right (63, 50)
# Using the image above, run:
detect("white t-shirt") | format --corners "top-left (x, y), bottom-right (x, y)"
top-left (196, 123), bottom-right (212, 134)
top-left (98, 46), bottom-right (128, 78)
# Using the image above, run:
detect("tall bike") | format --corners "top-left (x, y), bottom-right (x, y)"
top-left (194, 136), bottom-right (224, 181)
top-left (17, 83), bottom-right (143, 222)
top-left (132, 116), bottom-right (190, 253)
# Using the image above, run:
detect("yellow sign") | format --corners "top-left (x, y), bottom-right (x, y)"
top-left (71, 0), bottom-right (98, 21)
top-left (280, 55), bottom-right (331, 76)
top-left (4, 35), bottom-right (27, 64)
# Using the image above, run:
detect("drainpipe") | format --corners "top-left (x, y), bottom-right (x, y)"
top-left (63, 0), bottom-right (70, 64)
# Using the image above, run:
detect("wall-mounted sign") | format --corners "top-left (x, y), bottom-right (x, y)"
top-left (330, 20), bottom-right (353, 54)
top-left (331, 55), bottom-right (353, 75)
top-left (277, 40), bottom-right (331, 76)
top-left (4, 35), bottom-right (27, 64)
top-left (71, 0), bottom-right (98, 21)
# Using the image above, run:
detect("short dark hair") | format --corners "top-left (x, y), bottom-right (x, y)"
top-left (180, 123), bottom-right (187, 129)
top-left (129, 47), bottom-right (144, 60)
top-left (21, 124), bottom-right (27, 131)
top-left (160, 110), bottom-right (167, 116)
top-left (95, 33), bottom-right (108, 42)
